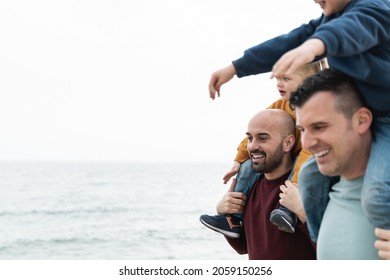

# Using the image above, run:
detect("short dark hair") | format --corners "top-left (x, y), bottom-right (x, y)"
top-left (289, 69), bottom-right (366, 119)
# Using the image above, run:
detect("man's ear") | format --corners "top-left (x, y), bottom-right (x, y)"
top-left (283, 134), bottom-right (296, 152)
top-left (354, 107), bottom-right (372, 134)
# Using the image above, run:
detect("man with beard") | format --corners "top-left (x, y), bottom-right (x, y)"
top-left (209, 109), bottom-right (315, 259)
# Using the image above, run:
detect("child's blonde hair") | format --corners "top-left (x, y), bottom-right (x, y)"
top-left (300, 58), bottom-right (329, 77)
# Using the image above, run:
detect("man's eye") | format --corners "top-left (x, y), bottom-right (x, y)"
top-left (314, 125), bottom-right (327, 131)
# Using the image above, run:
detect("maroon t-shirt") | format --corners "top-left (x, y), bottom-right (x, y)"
top-left (227, 171), bottom-right (316, 260)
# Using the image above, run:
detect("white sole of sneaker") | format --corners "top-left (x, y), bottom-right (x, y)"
top-left (270, 215), bottom-right (295, 233)
top-left (199, 218), bottom-right (240, 239)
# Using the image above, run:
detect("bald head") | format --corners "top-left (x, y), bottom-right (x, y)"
top-left (246, 109), bottom-right (296, 179)
top-left (248, 109), bottom-right (295, 139)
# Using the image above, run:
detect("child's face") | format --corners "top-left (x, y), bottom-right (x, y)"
top-left (313, 0), bottom-right (351, 16)
top-left (276, 73), bottom-right (304, 101)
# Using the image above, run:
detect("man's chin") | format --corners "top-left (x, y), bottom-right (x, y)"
top-left (318, 166), bottom-right (336, 177)
top-left (251, 163), bottom-right (264, 173)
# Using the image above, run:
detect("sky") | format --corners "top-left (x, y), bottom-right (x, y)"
top-left (0, 0), bottom-right (320, 162)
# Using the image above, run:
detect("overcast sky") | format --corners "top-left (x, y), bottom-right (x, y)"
top-left (0, 0), bottom-right (320, 162)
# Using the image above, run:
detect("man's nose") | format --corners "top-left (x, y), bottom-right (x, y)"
top-left (301, 131), bottom-right (316, 151)
top-left (247, 139), bottom-right (259, 152)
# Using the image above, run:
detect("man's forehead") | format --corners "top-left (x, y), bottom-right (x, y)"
top-left (247, 109), bottom-right (291, 136)
top-left (296, 106), bottom-right (328, 125)
top-left (246, 122), bottom-right (276, 139)
top-left (296, 107), bottom-right (347, 131)
top-left (296, 92), bottom-right (337, 119)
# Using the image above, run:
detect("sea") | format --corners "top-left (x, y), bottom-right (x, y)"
top-left (0, 161), bottom-right (246, 260)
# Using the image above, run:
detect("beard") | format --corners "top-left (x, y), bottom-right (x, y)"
top-left (251, 142), bottom-right (284, 174)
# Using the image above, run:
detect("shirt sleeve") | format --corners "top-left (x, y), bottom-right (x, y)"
top-left (232, 17), bottom-right (323, 77)
top-left (312, 3), bottom-right (390, 56)
top-left (234, 138), bottom-right (250, 163)
top-left (225, 234), bottom-right (248, 255)
top-left (290, 149), bottom-right (312, 183)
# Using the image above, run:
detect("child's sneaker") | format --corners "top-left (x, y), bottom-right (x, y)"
top-left (199, 214), bottom-right (242, 238)
top-left (269, 208), bottom-right (297, 233)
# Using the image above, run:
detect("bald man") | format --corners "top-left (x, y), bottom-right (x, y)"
top-left (203, 109), bottom-right (315, 259)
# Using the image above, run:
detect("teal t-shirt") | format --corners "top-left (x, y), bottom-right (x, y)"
top-left (317, 176), bottom-right (380, 260)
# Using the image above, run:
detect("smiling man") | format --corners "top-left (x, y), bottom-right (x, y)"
top-left (208, 109), bottom-right (316, 260)
top-left (290, 69), bottom-right (382, 259)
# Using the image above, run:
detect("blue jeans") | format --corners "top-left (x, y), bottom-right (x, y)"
top-left (231, 159), bottom-right (260, 219)
top-left (232, 159), bottom-right (295, 219)
top-left (298, 157), bottom-right (339, 242)
top-left (362, 114), bottom-right (390, 229)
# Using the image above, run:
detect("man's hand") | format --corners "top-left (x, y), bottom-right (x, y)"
top-left (279, 180), bottom-right (306, 223)
top-left (375, 227), bottom-right (390, 260)
top-left (216, 178), bottom-right (246, 214)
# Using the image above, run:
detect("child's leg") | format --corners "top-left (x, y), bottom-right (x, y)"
top-left (232, 159), bottom-right (261, 218)
top-left (298, 156), bottom-right (338, 242)
top-left (199, 159), bottom-right (260, 238)
top-left (234, 159), bottom-right (261, 194)
top-left (270, 205), bottom-right (297, 233)
top-left (362, 115), bottom-right (390, 229)
top-left (270, 158), bottom-right (299, 233)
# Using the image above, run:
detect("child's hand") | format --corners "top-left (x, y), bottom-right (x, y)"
top-left (271, 38), bottom-right (325, 79)
top-left (222, 161), bottom-right (241, 184)
top-left (208, 64), bottom-right (236, 100)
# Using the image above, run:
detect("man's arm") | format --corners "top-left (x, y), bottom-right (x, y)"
top-left (216, 179), bottom-right (248, 255)
top-left (216, 179), bottom-right (246, 214)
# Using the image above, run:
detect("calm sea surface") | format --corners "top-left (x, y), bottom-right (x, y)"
top-left (0, 161), bottom-right (246, 260)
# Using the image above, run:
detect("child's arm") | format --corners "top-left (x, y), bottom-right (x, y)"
top-left (271, 38), bottom-right (325, 79)
top-left (208, 64), bottom-right (236, 100)
top-left (273, 2), bottom-right (390, 78)
top-left (313, 3), bottom-right (390, 57)
top-left (232, 17), bottom-right (323, 78)
top-left (234, 137), bottom-right (250, 163)
top-left (290, 148), bottom-right (312, 183)
top-left (208, 17), bottom-right (323, 95)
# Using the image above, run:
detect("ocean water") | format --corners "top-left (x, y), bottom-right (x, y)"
top-left (0, 161), bottom-right (246, 260)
